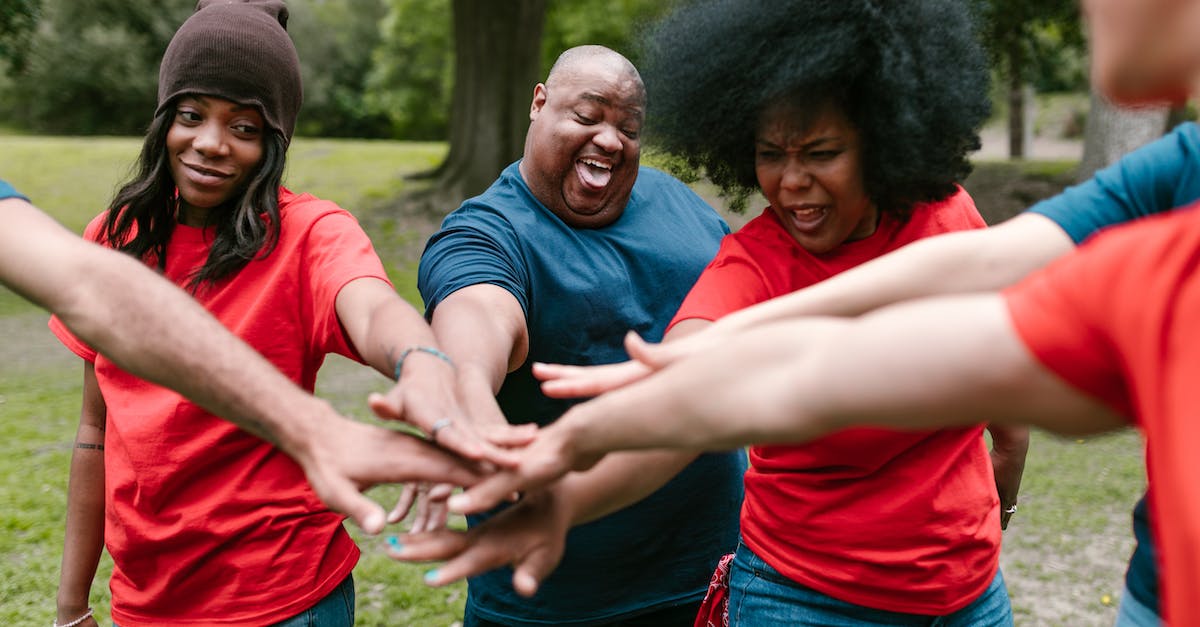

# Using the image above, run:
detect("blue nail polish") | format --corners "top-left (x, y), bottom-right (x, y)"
top-left (386, 536), bottom-right (403, 551)
top-left (425, 569), bottom-right (440, 583)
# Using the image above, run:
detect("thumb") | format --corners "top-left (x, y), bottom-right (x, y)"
top-left (319, 474), bottom-right (388, 535)
top-left (368, 390), bottom-right (404, 421)
top-left (512, 545), bottom-right (563, 598)
top-left (624, 331), bottom-right (674, 370)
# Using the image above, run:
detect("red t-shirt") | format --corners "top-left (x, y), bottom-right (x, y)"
top-left (50, 188), bottom-right (389, 626)
top-left (673, 188), bottom-right (1001, 614)
top-left (1005, 202), bottom-right (1200, 626)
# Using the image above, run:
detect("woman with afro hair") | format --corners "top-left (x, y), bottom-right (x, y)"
top-left (541, 0), bottom-right (1019, 624)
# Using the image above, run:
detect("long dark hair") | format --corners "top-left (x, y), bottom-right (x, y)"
top-left (102, 103), bottom-right (286, 290)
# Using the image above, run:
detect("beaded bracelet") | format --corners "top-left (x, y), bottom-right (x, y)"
top-left (393, 346), bottom-right (456, 382)
top-left (53, 607), bottom-right (93, 627)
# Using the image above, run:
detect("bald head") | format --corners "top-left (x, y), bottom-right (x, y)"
top-left (520, 45), bottom-right (646, 229)
top-left (546, 45), bottom-right (646, 105)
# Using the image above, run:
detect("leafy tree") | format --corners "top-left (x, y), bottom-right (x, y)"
top-left (3, 0), bottom-right (191, 134)
top-left (541, 0), bottom-right (672, 70)
top-left (288, 0), bottom-right (392, 138)
top-left (0, 0), bottom-right (41, 72)
top-left (976, 0), bottom-right (1083, 158)
top-left (365, 0), bottom-right (454, 140)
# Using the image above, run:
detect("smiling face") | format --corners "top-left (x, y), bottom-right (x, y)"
top-left (755, 99), bottom-right (877, 254)
top-left (167, 95), bottom-right (266, 226)
top-left (519, 54), bottom-right (644, 229)
top-left (1083, 0), bottom-right (1200, 104)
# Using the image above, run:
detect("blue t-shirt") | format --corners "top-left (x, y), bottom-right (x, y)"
top-left (1027, 121), bottom-right (1200, 614)
top-left (0, 179), bottom-right (29, 201)
top-left (420, 162), bottom-right (747, 626)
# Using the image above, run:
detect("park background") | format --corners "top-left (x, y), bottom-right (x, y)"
top-left (0, 0), bottom-right (1166, 624)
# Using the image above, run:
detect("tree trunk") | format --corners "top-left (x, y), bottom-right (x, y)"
top-left (1077, 89), bottom-right (1170, 182)
top-left (1006, 40), bottom-right (1026, 160)
top-left (420, 0), bottom-right (547, 213)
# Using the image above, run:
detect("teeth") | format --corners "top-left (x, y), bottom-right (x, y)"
top-left (580, 158), bottom-right (611, 170)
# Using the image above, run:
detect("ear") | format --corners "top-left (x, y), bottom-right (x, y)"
top-left (530, 83), bottom-right (548, 121)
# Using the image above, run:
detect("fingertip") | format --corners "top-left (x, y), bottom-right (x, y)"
top-left (447, 493), bottom-right (470, 514)
top-left (385, 535), bottom-right (404, 554)
top-left (513, 571), bottom-right (540, 597)
top-left (360, 509), bottom-right (386, 536)
top-left (423, 568), bottom-right (442, 586)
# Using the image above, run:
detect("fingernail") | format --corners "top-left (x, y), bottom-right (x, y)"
top-left (424, 569), bottom-right (440, 583)
top-left (448, 494), bottom-right (469, 512)
top-left (386, 536), bottom-right (403, 551)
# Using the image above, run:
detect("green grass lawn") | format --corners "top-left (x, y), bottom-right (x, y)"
top-left (0, 136), bottom-right (1147, 625)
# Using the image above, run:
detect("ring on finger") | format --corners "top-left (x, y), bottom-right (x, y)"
top-left (429, 418), bottom-right (453, 444)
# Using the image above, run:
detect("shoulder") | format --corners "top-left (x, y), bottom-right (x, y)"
top-left (277, 187), bottom-right (355, 226)
top-left (905, 186), bottom-right (985, 233)
top-left (628, 166), bottom-right (727, 229)
top-left (631, 166), bottom-right (705, 202)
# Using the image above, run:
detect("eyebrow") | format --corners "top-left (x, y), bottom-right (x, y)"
top-left (187, 95), bottom-right (255, 113)
top-left (579, 91), bottom-right (645, 118)
top-left (756, 135), bottom-right (842, 150)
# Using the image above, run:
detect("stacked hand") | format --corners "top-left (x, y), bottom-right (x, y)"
top-left (375, 331), bottom-right (694, 592)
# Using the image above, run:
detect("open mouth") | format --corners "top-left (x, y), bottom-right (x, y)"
top-left (576, 157), bottom-right (613, 191)
top-left (787, 205), bottom-right (829, 232)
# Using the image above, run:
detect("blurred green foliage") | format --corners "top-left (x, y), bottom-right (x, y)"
top-left (1, 0), bottom-right (1089, 139)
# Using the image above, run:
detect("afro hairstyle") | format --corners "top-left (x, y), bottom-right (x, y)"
top-left (640, 0), bottom-right (991, 216)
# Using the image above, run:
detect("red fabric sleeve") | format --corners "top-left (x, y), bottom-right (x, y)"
top-left (298, 207), bottom-right (391, 360)
top-left (1003, 235), bottom-right (1135, 418)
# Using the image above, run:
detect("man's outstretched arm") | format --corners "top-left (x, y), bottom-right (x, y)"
top-left (0, 197), bottom-right (486, 533)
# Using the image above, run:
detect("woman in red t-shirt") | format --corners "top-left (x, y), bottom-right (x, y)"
top-left (47, 2), bottom-right (493, 626)
top-left (543, 1), bottom-right (1019, 624)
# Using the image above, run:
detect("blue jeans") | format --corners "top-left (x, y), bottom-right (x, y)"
top-left (1115, 585), bottom-right (1162, 627)
top-left (115, 575), bottom-right (355, 627)
top-left (728, 545), bottom-right (1012, 626)
top-left (463, 598), bottom-right (701, 626)
top-left (271, 574), bottom-right (355, 627)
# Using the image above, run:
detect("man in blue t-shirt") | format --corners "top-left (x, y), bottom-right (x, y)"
top-left (407, 46), bottom-right (746, 626)
top-left (512, 121), bottom-right (1200, 626)
top-left (0, 180), bottom-right (485, 530)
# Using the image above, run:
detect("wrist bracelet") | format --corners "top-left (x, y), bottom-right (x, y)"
top-left (54, 607), bottom-right (93, 627)
top-left (393, 346), bottom-right (455, 382)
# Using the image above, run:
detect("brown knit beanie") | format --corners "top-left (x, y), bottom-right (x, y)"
top-left (157, 0), bottom-right (303, 144)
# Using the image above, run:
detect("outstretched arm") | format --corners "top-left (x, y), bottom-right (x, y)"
top-left (391, 318), bottom-right (716, 595)
top-left (0, 198), bottom-right (485, 534)
top-left (537, 214), bottom-right (1075, 398)
top-left (461, 293), bottom-right (1124, 503)
top-left (339, 277), bottom-right (523, 469)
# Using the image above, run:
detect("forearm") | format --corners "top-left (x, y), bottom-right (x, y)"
top-left (552, 450), bottom-right (698, 526)
top-left (57, 251), bottom-right (336, 450)
top-left (713, 215), bottom-right (1073, 332)
top-left (556, 294), bottom-right (1123, 456)
top-left (351, 292), bottom-right (444, 380)
top-left (58, 371), bottom-right (106, 619)
top-left (57, 440), bottom-right (105, 616)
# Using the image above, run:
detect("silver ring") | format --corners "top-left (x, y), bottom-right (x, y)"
top-left (429, 418), bottom-right (453, 443)
top-left (1003, 504), bottom-right (1018, 514)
